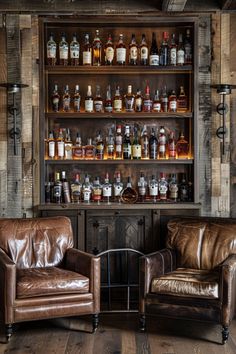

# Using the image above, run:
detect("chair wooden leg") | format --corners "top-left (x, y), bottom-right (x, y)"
top-left (222, 325), bottom-right (229, 344)
top-left (92, 314), bottom-right (99, 333)
top-left (139, 314), bottom-right (146, 332)
top-left (6, 324), bottom-right (13, 342)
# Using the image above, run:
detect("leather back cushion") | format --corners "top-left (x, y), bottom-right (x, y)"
top-left (0, 216), bottom-right (73, 269)
top-left (167, 218), bottom-right (236, 270)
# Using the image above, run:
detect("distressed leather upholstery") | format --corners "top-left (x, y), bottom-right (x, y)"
top-left (139, 217), bottom-right (236, 344)
top-left (0, 216), bottom-right (100, 339)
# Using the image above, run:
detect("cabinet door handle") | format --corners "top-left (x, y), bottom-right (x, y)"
top-left (115, 211), bottom-right (120, 215)
top-left (93, 221), bottom-right (100, 228)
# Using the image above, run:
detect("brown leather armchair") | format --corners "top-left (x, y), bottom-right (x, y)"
top-left (0, 216), bottom-right (100, 341)
top-left (139, 218), bottom-right (236, 344)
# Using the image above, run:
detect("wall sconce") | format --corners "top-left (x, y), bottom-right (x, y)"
top-left (211, 84), bottom-right (236, 158)
top-left (0, 83), bottom-right (28, 155)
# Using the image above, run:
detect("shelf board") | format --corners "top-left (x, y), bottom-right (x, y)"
top-left (45, 159), bottom-right (194, 165)
top-left (45, 112), bottom-right (193, 119)
top-left (45, 65), bottom-right (193, 75)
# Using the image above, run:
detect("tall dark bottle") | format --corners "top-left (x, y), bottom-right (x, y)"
top-left (159, 31), bottom-right (169, 66)
top-left (149, 32), bottom-right (159, 66)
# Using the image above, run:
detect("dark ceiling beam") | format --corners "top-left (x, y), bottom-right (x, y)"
top-left (221, 0), bottom-right (236, 10)
top-left (162, 0), bottom-right (188, 12)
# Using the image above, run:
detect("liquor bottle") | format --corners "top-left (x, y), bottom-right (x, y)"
top-left (82, 34), bottom-right (92, 66)
top-left (177, 86), bottom-right (188, 112)
top-left (113, 171), bottom-right (123, 203)
top-left (152, 89), bottom-right (161, 112)
top-left (70, 33), bottom-right (80, 66)
top-left (113, 85), bottom-right (123, 112)
top-left (84, 85), bottom-right (94, 113)
top-left (116, 34), bottom-right (126, 65)
top-left (159, 31), bottom-right (169, 66)
top-left (177, 33), bottom-right (185, 66)
top-left (129, 33), bottom-right (138, 65)
top-left (120, 176), bottom-right (138, 204)
top-left (168, 130), bottom-right (176, 159)
top-left (168, 90), bottom-right (177, 112)
top-left (184, 29), bottom-right (192, 65)
top-left (149, 127), bottom-right (158, 159)
top-left (84, 138), bottom-right (96, 160)
top-left (47, 131), bottom-right (56, 159)
top-left (169, 173), bottom-right (178, 202)
top-left (169, 33), bottom-right (177, 66)
top-left (179, 173), bottom-right (189, 201)
top-left (94, 85), bottom-right (103, 112)
top-left (141, 125), bottom-right (149, 159)
top-left (149, 32), bottom-right (159, 66)
top-left (148, 175), bottom-right (158, 203)
top-left (73, 85), bottom-right (81, 112)
top-left (104, 34), bottom-right (114, 65)
top-left (102, 172), bottom-right (112, 204)
top-left (61, 170), bottom-right (71, 203)
top-left (188, 180), bottom-right (193, 202)
top-left (176, 132), bottom-right (189, 159)
top-left (138, 172), bottom-right (147, 202)
top-left (64, 128), bottom-right (73, 159)
top-left (115, 125), bottom-right (123, 159)
top-left (161, 85), bottom-right (168, 113)
top-left (56, 128), bottom-right (65, 159)
top-left (95, 131), bottom-right (104, 160)
top-left (53, 172), bottom-right (62, 203)
top-left (139, 33), bottom-right (148, 66)
top-left (47, 32), bottom-right (57, 66)
top-left (73, 132), bottom-right (84, 160)
top-left (93, 29), bottom-right (102, 66)
top-left (124, 85), bottom-right (135, 112)
top-left (62, 85), bottom-right (71, 112)
top-left (59, 32), bottom-right (68, 66)
top-left (51, 84), bottom-right (60, 112)
top-left (104, 85), bottom-right (113, 113)
top-left (92, 176), bottom-right (103, 204)
top-left (158, 126), bottom-right (167, 159)
top-left (143, 82), bottom-right (152, 113)
top-left (134, 89), bottom-right (142, 112)
top-left (123, 125), bottom-right (132, 160)
top-left (45, 180), bottom-right (53, 203)
top-left (159, 172), bottom-right (168, 201)
top-left (132, 126), bottom-right (141, 160)
top-left (82, 174), bottom-right (92, 203)
top-left (71, 173), bottom-right (82, 203)
top-left (106, 127), bottom-right (115, 159)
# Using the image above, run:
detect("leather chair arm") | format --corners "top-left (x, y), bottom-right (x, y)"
top-left (220, 254), bottom-right (236, 326)
top-left (139, 248), bottom-right (176, 313)
top-left (0, 248), bottom-right (16, 323)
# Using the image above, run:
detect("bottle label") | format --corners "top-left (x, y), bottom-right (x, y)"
top-left (73, 147), bottom-right (84, 159)
top-left (57, 141), bottom-right (64, 157)
top-left (103, 186), bottom-right (112, 197)
top-left (169, 184), bottom-right (178, 199)
top-left (83, 51), bottom-right (92, 65)
top-left (105, 103), bottom-right (113, 113)
top-left (159, 184), bottom-right (168, 199)
top-left (52, 97), bottom-right (59, 106)
top-left (169, 142), bottom-right (176, 158)
top-left (85, 99), bottom-right (93, 112)
top-left (143, 99), bottom-right (152, 112)
top-left (130, 47), bottom-right (138, 60)
top-left (116, 48), bottom-right (126, 63)
top-left (177, 49), bottom-right (185, 65)
top-left (114, 185), bottom-right (123, 196)
top-left (125, 98), bottom-right (134, 112)
top-left (115, 144), bottom-right (122, 153)
top-left (132, 145), bottom-right (141, 158)
top-left (85, 148), bottom-right (94, 159)
top-left (139, 186), bottom-right (146, 196)
top-left (114, 99), bottom-right (122, 111)
top-left (123, 145), bottom-right (131, 157)
top-left (105, 47), bottom-right (114, 62)
top-left (170, 48), bottom-right (177, 65)
top-left (63, 98), bottom-right (70, 111)
top-left (135, 97), bottom-right (142, 111)
top-left (47, 45), bottom-right (56, 59)
top-left (83, 189), bottom-right (91, 201)
top-left (94, 100), bottom-right (103, 112)
top-left (93, 188), bottom-right (102, 201)
top-left (48, 141), bottom-right (55, 158)
top-left (153, 102), bottom-right (161, 112)
top-left (141, 47), bottom-right (148, 60)
top-left (149, 54), bottom-right (159, 66)
top-left (70, 44), bottom-right (80, 58)
top-left (150, 143), bottom-right (157, 159)
top-left (149, 185), bottom-right (158, 196)
top-left (169, 101), bottom-right (177, 110)
top-left (59, 46), bottom-right (68, 60)
top-left (64, 143), bottom-right (73, 159)
top-left (54, 185), bottom-right (62, 198)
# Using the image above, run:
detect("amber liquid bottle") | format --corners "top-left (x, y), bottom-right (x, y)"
top-left (116, 34), bottom-right (126, 65)
top-left (51, 84), bottom-right (60, 112)
top-left (104, 34), bottom-right (114, 65)
top-left (129, 33), bottom-right (138, 65)
top-left (93, 29), bottom-right (102, 66)
top-left (83, 34), bottom-right (92, 66)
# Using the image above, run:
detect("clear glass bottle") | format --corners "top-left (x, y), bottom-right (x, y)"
top-left (47, 131), bottom-right (55, 159)
top-left (143, 82), bottom-right (153, 113)
top-left (94, 85), bottom-right (103, 113)
top-left (169, 33), bottom-right (177, 66)
top-left (71, 173), bottom-right (82, 203)
top-left (92, 176), bottom-right (103, 204)
top-left (115, 125), bottom-right (123, 159)
top-left (159, 31), bottom-right (169, 66)
top-left (177, 33), bottom-right (185, 66)
top-left (124, 85), bottom-right (135, 112)
top-left (123, 125), bottom-right (132, 160)
top-left (84, 85), bottom-right (94, 113)
top-left (61, 170), bottom-right (71, 203)
top-left (51, 84), bottom-right (60, 112)
top-left (104, 84), bottom-right (113, 113)
top-left (70, 33), bottom-right (80, 66)
top-left (158, 126), bottom-right (167, 159)
top-left (152, 89), bottom-right (161, 112)
top-left (120, 176), bottom-right (138, 204)
top-left (116, 34), bottom-right (126, 65)
top-left (169, 173), bottom-right (178, 202)
top-left (64, 128), bottom-right (73, 159)
top-left (129, 33), bottom-right (138, 65)
top-left (168, 90), bottom-right (177, 112)
top-left (62, 84), bottom-right (71, 112)
top-left (93, 29), bottom-right (102, 66)
top-left (149, 32), bottom-right (159, 66)
top-left (73, 132), bottom-right (84, 160)
top-left (113, 171), bottom-right (123, 203)
top-left (53, 172), bottom-right (62, 204)
top-left (113, 85), bottom-right (123, 112)
top-left (134, 89), bottom-right (143, 112)
top-left (104, 34), bottom-right (114, 65)
top-left (184, 29), bottom-right (192, 65)
top-left (106, 127), bottom-right (115, 159)
top-left (138, 172), bottom-right (148, 202)
top-left (159, 172), bottom-right (168, 201)
top-left (102, 172), bottom-right (112, 204)
top-left (95, 130), bottom-right (104, 160)
top-left (176, 132), bottom-right (189, 159)
top-left (82, 174), bottom-right (92, 203)
top-left (168, 130), bottom-right (176, 159)
top-left (56, 128), bottom-right (65, 160)
top-left (84, 138), bottom-right (96, 160)
top-left (73, 84), bottom-right (81, 112)
top-left (47, 32), bottom-right (57, 66)
top-left (141, 125), bottom-right (149, 159)
top-left (59, 32), bottom-right (68, 66)
top-left (177, 86), bottom-right (188, 112)
top-left (82, 34), bottom-right (92, 66)
top-left (132, 126), bottom-right (141, 160)
top-left (149, 175), bottom-right (158, 203)
top-left (149, 127), bottom-right (158, 159)
top-left (140, 34), bottom-right (148, 66)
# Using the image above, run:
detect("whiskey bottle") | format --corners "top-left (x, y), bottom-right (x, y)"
top-left (56, 128), bottom-right (65, 159)
top-left (177, 33), bottom-right (185, 66)
top-left (92, 176), bottom-right (103, 204)
top-left (159, 31), bottom-right (169, 66)
top-left (104, 34), bottom-right (114, 65)
top-left (138, 172), bottom-right (147, 202)
top-left (149, 127), bottom-right (158, 159)
top-left (73, 85), bottom-right (81, 112)
top-left (64, 128), bottom-right (73, 160)
top-left (45, 180), bottom-right (53, 203)
top-left (177, 86), bottom-right (188, 112)
top-left (82, 174), bottom-right (92, 203)
top-left (139, 34), bottom-right (148, 66)
top-left (168, 130), bottom-right (176, 159)
top-left (184, 29), bottom-right (192, 65)
top-left (123, 125), bottom-right (132, 160)
top-left (129, 33), bottom-right (138, 65)
top-left (143, 82), bottom-right (153, 113)
top-left (53, 172), bottom-right (62, 203)
top-left (134, 89), bottom-right (143, 112)
top-left (84, 85), bottom-right (94, 113)
top-left (102, 172), bottom-right (112, 204)
top-left (161, 85), bottom-right (168, 113)
top-left (94, 85), bottom-right (103, 113)
top-left (113, 85), bottom-right (123, 112)
top-left (62, 85), bottom-right (71, 112)
top-left (84, 138), bottom-right (96, 160)
top-left (169, 33), bottom-right (177, 66)
top-left (179, 173), bottom-right (189, 201)
top-left (106, 127), bottom-right (115, 159)
top-left (168, 90), bottom-right (177, 112)
top-left (148, 175), bottom-right (158, 203)
top-left (132, 126), bottom-right (141, 160)
top-left (47, 131), bottom-right (56, 159)
top-left (93, 29), bottom-right (102, 66)
top-left (149, 32), bottom-right (159, 66)
top-left (82, 34), bottom-right (92, 66)
top-left (113, 171), bottom-right (123, 203)
top-left (124, 85), bottom-right (135, 112)
top-left (176, 132), bottom-right (189, 159)
top-left (116, 34), bottom-right (126, 65)
top-left (95, 131), bottom-right (104, 160)
top-left (158, 126), bottom-right (167, 159)
top-left (152, 89), bottom-right (161, 112)
top-left (141, 125), bottom-right (149, 159)
top-left (104, 85), bottom-right (113, 113)
top-left (115, 125), bottom-right (123, 159)
top-left (159, 172), bottom-right (168, 201)
top-left (73, 132), bottom-right (84, 160)
top-left (59, 32), bottom-right (68, 66)
top-left (61, 170), bottom-right (71, 203)
top-left (70, 33), bottom-right (80, 66)
top-left (169, 173), bottom-right (178, 202)
top-left (47, 32), bottom-right (57, 66)
top-left (120, 176), bottom-right (138, 204)
top-left (51, 84), bottom-right (60, 112)
top-left (71, 173), bottom-right (82, 203)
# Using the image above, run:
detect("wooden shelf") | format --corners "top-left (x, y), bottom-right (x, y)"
top-left (45, 159), bottom-right (194, 165)
top-left (45, 112), bottom-right (193, 119)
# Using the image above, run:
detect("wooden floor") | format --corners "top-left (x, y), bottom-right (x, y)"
top-left (1, 314), bottom-right (236, 354)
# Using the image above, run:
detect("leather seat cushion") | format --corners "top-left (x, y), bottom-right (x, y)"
top-left (151, 268), bottom-right (219, 299)
top-left (17, 267), bottom-right (89, 298)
